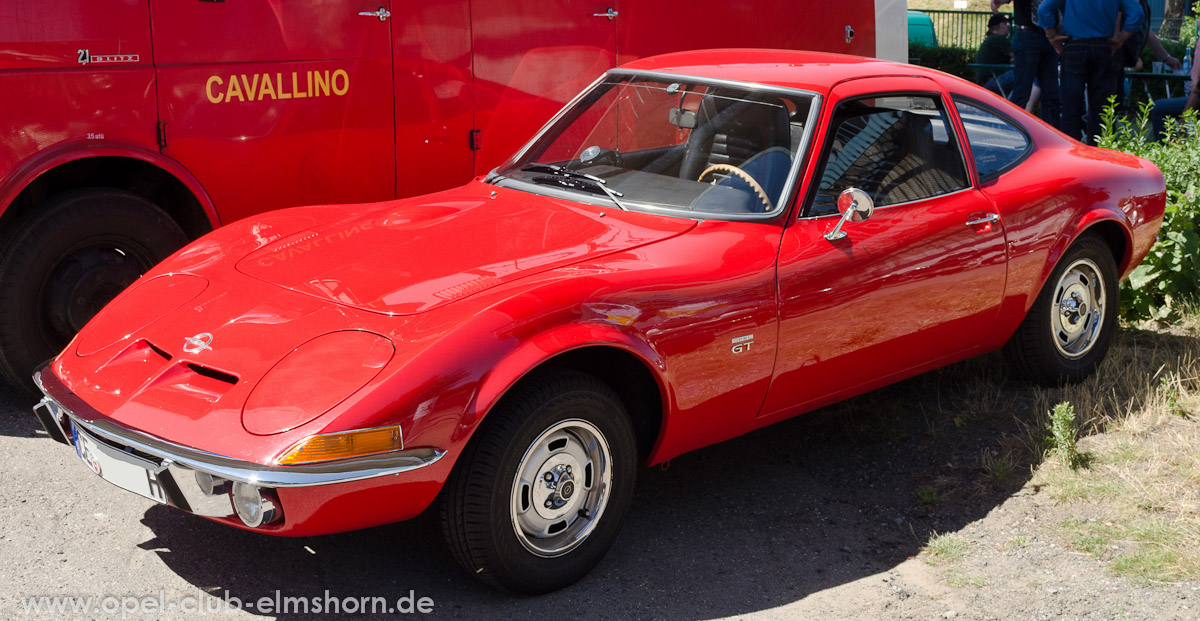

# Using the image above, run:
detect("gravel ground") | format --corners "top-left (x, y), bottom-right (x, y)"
top-left (2, 358), bottom-right (1197, 620)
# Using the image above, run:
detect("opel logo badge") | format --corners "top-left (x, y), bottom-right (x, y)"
top-left (183, 332), bottom-right (214, 354)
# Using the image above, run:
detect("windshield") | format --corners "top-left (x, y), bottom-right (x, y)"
top-left (492, 73), bottom-right (816, 220)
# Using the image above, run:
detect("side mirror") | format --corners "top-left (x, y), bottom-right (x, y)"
top-left (824, 188), bottom-right (874, 241)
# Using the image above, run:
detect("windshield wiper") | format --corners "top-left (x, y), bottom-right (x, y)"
top-left (520, 163), bottom-right (628, 211)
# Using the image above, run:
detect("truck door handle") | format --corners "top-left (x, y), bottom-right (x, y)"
top-left (358, 7), bottom-right (391, 21)
top-left (592, 8), bottom-right (618, 20)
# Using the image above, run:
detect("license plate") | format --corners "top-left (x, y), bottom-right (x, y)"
top-left (71, 423), bottom-right (168, 505)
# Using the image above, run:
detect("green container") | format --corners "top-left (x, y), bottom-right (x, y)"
top-left (908, 10), bottom-right (939, 46)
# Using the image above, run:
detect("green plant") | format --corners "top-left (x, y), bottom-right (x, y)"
top-left (922, 531), bottom-right (969, 564)
top-left (1047, 402), bottom-right (1090, 469)
top-left (908, 43), bottom-right (977, 82)
top-left (980, 448), bottom-right (1016, 484)
top-left (1098, 100), bottom-right (1200, 322)
top-left (916, 486), bottom-right (942, 506)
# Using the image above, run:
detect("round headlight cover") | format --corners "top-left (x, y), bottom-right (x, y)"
top-left (241, 331), bottom-right (394, 435)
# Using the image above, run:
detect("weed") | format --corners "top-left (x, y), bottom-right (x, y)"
top-left (1047, 402), bottom-right (1091, 470)
top-left (980, 448), bottom-right (1016, 484)
top-left (1005, 535), bottom-right (1029, 549)
top-left (922, 531), bottom-right (968, 565)
top-left (946, 572), bottom-right (989, 588)
top-left (915, 487), bottom-right (941, 507)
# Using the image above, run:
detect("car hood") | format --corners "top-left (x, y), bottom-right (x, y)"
top-left (235, 184), bottom-right (697, 315)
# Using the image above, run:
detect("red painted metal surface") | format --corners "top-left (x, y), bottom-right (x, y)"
top-left (41, 51), bottom-right (1165, 538)
top-left (0, 1), bottom-right (885, 228)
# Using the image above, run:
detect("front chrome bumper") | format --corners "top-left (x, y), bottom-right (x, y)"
top-left (33, 366), bottom-right (446, 519)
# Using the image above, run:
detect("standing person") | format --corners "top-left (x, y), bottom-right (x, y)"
top-left (993, 0), bottom-right (1061, 129)
top-left (1039, 0), bottom-right (1144, 144)
top-left (976, 14), bottom-right (1016, 94)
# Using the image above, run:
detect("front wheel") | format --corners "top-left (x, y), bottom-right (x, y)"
top-left (0, 189), bottom-right (188, 394)
top-left (1003, 235), bottom-right (1119, 385)
top-left (440, 370), bottom-right (638, 593)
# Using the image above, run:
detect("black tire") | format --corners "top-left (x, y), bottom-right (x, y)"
top-left (1003, 234), bottom-right (1119, 385)
top-left (0, 189), bottom-right (188, 394)
top-left (440, 369), bottom-right (638, 594)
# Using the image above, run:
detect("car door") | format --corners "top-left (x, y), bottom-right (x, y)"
top-left (759, 77), bottom-right (1008, 420)
top-left (151, 1), bottom-right (396, 225)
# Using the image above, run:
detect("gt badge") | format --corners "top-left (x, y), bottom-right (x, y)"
top-left (731, 334), bottom-right (754, 354)
top-left (183, 332), bottom-right (214, 354)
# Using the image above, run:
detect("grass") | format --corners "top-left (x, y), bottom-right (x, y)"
top-left (808, 302), bottom-right (1200, 584)
top-left (1060, 517), bottom-right (1199, 582)
top-left (979, 448), bottom-right (1017, 484)
top-left (1005, 535), bottom-right (1029, 550)
top-left (946, 571), bottom-right (990, 588)
top-left (1026, 310), bottom-right (1200, 582)
top-left (916, 486), bottom-right (942, 507)
top-left (922, 531), bottom-right (969, 565)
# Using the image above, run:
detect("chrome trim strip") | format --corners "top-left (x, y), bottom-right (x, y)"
top-left (33, 367), bottom-right (446, 489)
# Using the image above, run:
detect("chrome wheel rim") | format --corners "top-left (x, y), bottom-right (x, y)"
top-left (510, 419), bottom-right (612, 558)
top-left (1050, 258), bottom-right (1105, 359)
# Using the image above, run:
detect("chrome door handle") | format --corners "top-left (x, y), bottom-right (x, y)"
top-left (592, 8), bottom-right (618, 20)
top-left (358, 7), bottom-right (391, 21)
top-left (966, 213), bottom-right (1000, 227)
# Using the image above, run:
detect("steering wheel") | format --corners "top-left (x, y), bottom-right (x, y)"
top-left (697, 164), bottom-right (772, 212)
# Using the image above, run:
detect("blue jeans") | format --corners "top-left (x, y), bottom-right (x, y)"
top-left (1011, 28), bottom-right (1061, 129)
top-left (1060, 39), bottom-right (1116, 144)
top-left (984, 70), bottom-right (1015, 95)
top-left (1151, 96), bottom-right (1189, 141)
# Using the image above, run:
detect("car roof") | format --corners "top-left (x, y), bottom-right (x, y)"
top-left (618, 49), bottom-right (942, 95)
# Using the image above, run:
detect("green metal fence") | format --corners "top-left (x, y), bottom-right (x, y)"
top-left (923, 10), bottom-right (1009, 49)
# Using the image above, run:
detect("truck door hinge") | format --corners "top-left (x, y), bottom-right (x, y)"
top-left (468, 129), bottom-right (482, 151)
top-left (156, 122), bottom-right (168, 149)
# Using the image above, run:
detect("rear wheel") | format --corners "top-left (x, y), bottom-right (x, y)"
top-left (0, 189), bottom-right (188, 394)
top-left (440, 369), bottom-right (637, 593)
top-left (1003, 235), bottom-right (1119, 385)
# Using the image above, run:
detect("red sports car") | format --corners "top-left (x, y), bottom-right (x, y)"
top-left (33, 50), bottom-right (1164, 593)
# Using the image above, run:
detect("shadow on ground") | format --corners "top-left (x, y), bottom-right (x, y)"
top-left (133, 351), bottom-right (1040, 620)
top-left (0, 386), bottom-right (41, 439)
top-left (14, 328), bottom-right (1195, 618)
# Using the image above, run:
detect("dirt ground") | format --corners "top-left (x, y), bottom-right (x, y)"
top-left (2, 327), bottom-right (1198, 620)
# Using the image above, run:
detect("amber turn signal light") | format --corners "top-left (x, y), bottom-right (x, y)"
top-left (277, 425), bottom-right (403, 465)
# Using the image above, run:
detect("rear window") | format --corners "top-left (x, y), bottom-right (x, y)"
top-left (953, 99), bottom-right (1031, 180)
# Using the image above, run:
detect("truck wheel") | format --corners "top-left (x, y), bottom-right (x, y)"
top-left (0, 189), bottom-right (188, 394)
top-left (1003, 234), bottom-right (1119, 386)
top-left (440, 369), bottom-right (638, 594)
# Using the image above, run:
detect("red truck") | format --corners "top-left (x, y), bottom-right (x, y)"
top-left (0, 0), bottom-right (905, 393)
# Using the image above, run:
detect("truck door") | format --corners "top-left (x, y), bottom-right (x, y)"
top-left (615, 0), bottom-right (876, 63)
top-left (392, 0), bottom-right (475, 197)
top-left (469, 0), bottom-right (618, 175)
top-left (150, 1), bottom-right (396, 225)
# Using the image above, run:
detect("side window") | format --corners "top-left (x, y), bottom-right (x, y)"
top-left (810, 94), bottom-right (969, 216)
top-left (953, 99), bottom-right (1030, 179)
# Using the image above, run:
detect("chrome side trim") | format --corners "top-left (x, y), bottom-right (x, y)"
top-left (33, 367), bottom-right (446, 489)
